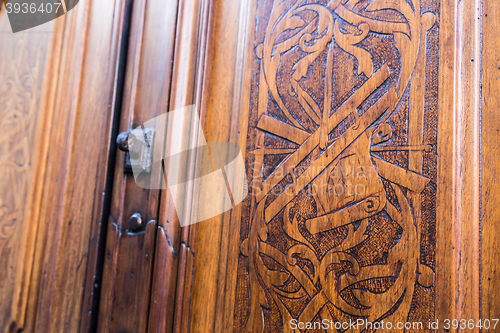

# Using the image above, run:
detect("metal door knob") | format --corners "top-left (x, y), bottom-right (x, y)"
top-left (116, 131), bottom-right (130, 152)
top-left (129, 213), bottom-right (143, 232)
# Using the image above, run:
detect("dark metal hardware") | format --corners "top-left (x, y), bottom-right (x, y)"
top-left (129, 213), bottom-right (143, 232)
top-left (116, 128), bottom-right (155, 174)
top-left (116, 131), bottom-right (130, 152)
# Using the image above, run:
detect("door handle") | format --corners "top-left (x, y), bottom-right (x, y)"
top-left (116, 129), bottom-right (155, 174)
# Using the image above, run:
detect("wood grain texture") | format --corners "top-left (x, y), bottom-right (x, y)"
top-left (97, 0), bottom-right (180, 331)
top-left (148, 0), bottom-right (215, 332)
top-left (481, 0), bottom-right (500, 325)
top-left (1, 0), bottom-right (499, 332)
top-left (8, 1), bottom-right (130, 332)
top-left (451, 0), bottom-right (482, 328)
top-left (435, 0), bottom-right (455, 327)
top-left (189, 0), bottom-right (255, 331)
top-left (436, 0), bottom-right (483, 331)
top-left (0, 12), bottom-right (54, 333)
top-left (191, 0), bottom-right (445, 332)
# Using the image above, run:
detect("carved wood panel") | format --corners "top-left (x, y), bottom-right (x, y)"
top-left (234, 0), bottom-right (440, 331)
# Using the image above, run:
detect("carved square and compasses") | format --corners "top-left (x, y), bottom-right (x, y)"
top-left (238, 0), bottom-right (439, 331)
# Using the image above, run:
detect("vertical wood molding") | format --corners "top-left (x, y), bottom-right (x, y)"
top-left (15, 1), bottom-right (131, 331)
top-left (187, 0), bottom-right (256, 330)
top-left (436, 0), bottom-right (455, 325)
top-left (212, 0), bottom-right (256, 331)
top-left (97, 0), bottom-right (180, 330)
top-left (453, 0), bottom-right (482, 327)
top-left (437, 0), bottom-right (482, 328)
top-left (0, 12), bottom-right (56, 333)
top-left (481, 0), bottom-right (500, 324)
top-left (148, 0), bottom-right (216, 331)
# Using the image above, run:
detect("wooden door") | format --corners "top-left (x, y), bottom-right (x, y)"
top-left (0, 10), bottom-right (55, 333)
top-left (1, 0), bottom-right (500, 332)
top-left (95, 0), bottom-right (500, 331)
top-left (96, 0), bottom-right (500, 331)
top-left (184, 0), bottom-right (500, 332)
top-left (0, 1), bottom-right (135, 332)
top-left (96, 0), bottom-right (212, 332)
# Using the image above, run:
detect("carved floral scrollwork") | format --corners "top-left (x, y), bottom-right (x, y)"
top-left (241, 0), bottom-right (437, 331)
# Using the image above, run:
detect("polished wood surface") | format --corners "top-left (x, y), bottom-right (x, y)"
top-left (147, 0), bottom-right (213, 332)
top-left (480, 0), bottom-right (500, 325)
top-left (0, 0), bottom-right (499, 332)
top-left (0, 12), bottom-right (54, 333)
top-left (97, 0), bottom-right (178, 330)
top-left (192, 0), bottom-right (500, 332)
top-left (208, 0), bottom-right (439, 331)
top-left (26, 1), bottom-right (131, 332)
top-left (0, 1), bottom-right (131, 332)
top-left (435, 0), bottom-right (482, 328)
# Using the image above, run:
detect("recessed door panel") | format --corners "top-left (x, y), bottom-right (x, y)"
top-left (234, 0), bottom-right (439, 330)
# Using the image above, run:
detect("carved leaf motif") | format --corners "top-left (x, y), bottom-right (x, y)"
top-left (334, 21), bottom-right (373, 77)
top-left (283, 203), bottom-right (310, 245)
top-left (287, 15), bottom-right (307, 31)
top-left (264, 1), bottom-right (335, 128)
